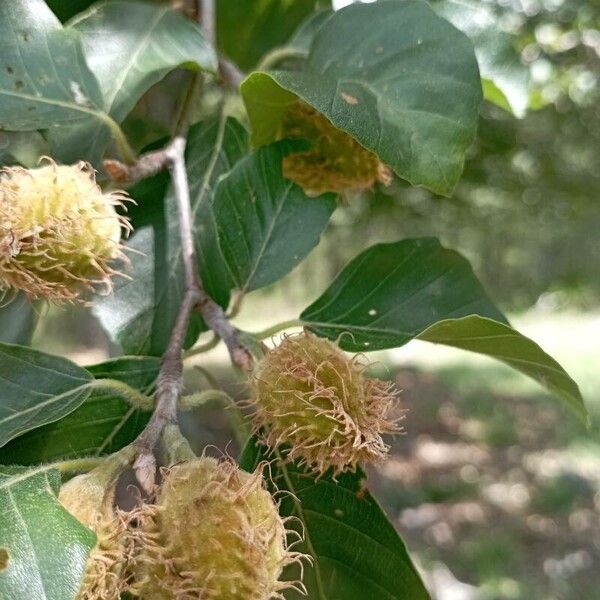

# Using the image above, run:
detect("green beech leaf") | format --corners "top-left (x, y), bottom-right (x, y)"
top-left (46, 0), bottom-right (96, 23)
top-left (418, 316), bottom-right (586, 423)
top-left (93, 115), bottom-right (249, 356)
top-left (213, 141), bottom-right (336, 293)
top-left (53, 0), bottom-right (217, 165)
top-left (0, 0), bottom-right (104, 131)
top-left (242, 0), bottom-right (482, 196)
top-left (300, 238), bottom-right (586, 421)
top-left (93, 202), bottom-right (184, 357)
top-left (0, 466), bottom-right (95, 600)
top-left (434, 0), bottom-right (529, 117)
top-left (286, 2), bottom-right (529, 117)
top-left (286, 8), bottom-right (334, 56)
top-left (0, 295), bottom-right (37, 346)
top-left (71, 0), bottom-right (217, 123)
top-left (0, 344), bottom-right (94, 448)
top-left (301, 238), bottom-right (506, 350)
top-left (0, 357), bottom-right (159, 465)
top-left (217, 0), bottom-right (327, 71)
top-left (239, 437), bottom-right (430, 600)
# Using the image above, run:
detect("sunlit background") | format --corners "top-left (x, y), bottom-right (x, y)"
top-left (11, 1), bottom-right (600, 598)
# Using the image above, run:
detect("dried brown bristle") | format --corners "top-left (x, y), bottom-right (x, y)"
top-left (129, 457), bottom-right (305, 599)
top-left (59, 472), bottom-right (130, 600)
top-left (249, 332), bottom-right (402, 475)
top-left (0, 159), bottom-right (131, 303)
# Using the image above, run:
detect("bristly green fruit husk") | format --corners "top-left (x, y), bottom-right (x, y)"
top-left (0, 160), bottom-right (130, 303)
top-left (129, 457), bottom-right (303, 599)
top-left (59, 459), bottom-right (131, 600)
top-left (280, 101), bottom-right (391, 196)
top-left (250, 332), bottom-right (401, 475)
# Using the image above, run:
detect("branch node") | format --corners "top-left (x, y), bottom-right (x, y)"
top-left (104, 147), bottom-right (171, 184)
top-left (231, 345), bottom-right (254, 371)
top-left (133, 452), bottom-right (157, 495)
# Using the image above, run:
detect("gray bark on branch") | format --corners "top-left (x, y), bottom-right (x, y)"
top-left (129, 2), bottom-right (252, 486)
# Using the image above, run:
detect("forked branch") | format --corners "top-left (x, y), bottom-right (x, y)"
top-left (126, 3), bottom-right (252, 486)
top-left (131, 136), bottom-right (200, 489)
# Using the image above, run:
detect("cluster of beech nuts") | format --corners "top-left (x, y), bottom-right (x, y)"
top-left (0, 103), bottom-right (389, 303)
top-left (59, 331), bottom-right (400, 599)
top-left (5, 157), bottom-right (401, 598)
top-left (60, 457), bottom-right (301, 600)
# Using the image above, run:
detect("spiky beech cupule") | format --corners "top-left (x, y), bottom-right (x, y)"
top-left (250, 332), bottom-right (401, 475)
top-left (0, 160), bottom-right (130, 303)
top-left (59, 452), bottom-right (133, 600)
top-left (130, 457), bottom-right (302, 599)
top-left (280, 100), bottom-right (391, 196)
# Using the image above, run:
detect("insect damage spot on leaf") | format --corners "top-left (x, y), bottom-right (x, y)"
top-left (341, 92), bottom-right (358, 105)
top-left (0, 547), bottom-right (9, 572)
top-left (70, 81), bottom-right (89, 106)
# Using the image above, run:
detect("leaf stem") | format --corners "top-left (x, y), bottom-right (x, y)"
top-left (103, 114), bottom-right (137, 164)
top-left (183, 333), bottom-right (220, 358)
top-left (191, 366), bottom-right (250, 447)
top-left (193, 365), bottom-right (222, 390)
top-left (174, 72), bottom-right (202, 136)
top-left (256, 47), bottom-right (308, 71)
top-left (52, 457), bottom-right (106, 474)
top-left (162, 423), bottom-right (196, 463)
top-left (227, 401), bottom-right (251, 449)
top-left (226, 290), bottom-right (245, 319)
top-left (90, 378), bottom-right (153, 410)
top-left (178, 389), bottom-right (232, 409)
top-left (251, 318), bottom-right (304, 340)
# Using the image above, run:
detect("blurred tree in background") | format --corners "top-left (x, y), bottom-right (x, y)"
top-left (329, 0), bottom-right (600, 310)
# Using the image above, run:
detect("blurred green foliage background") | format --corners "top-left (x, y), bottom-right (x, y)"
top-left (318, 0), bottom-right (600, 310)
